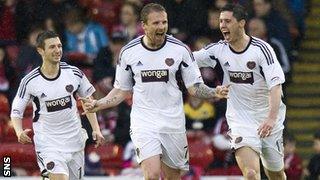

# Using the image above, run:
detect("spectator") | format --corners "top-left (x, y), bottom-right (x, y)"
top-left (252, 0), bottom-right (292, 53)
top-left (0, 0), bottom-right (16, 42)
top-left (93, 31), bottom-right (127, 97)
top-left (306, 130), bottom-right (320, 180)
top-left (284, 132), bottom-right (303, 180)
top-left (84, 151), bottom-right (105, 176)
top-left (80, 0), bottom-right (122, 37)
top-left (15, 0), bottom-right (75, 43)
top-left (184, 95), bottom-right (216, 132)
top-left (16, 27), bottom-right (43, 81)
top-left (64, 7), bottom-right (109, 64)
top-left (248, 18), bottom-right (291, 75)
top-left (285, 0), bottom-right (307, 50)
top-left (112, 1), bottom-right (144, 42)
top-left (120, 141), bottom-right (143, 176)
top-left (155, 0), bottom-right (209, 43)
top-left (202, 8), bottom-right (224, 43)
top-left (0, 45), bottom-right (16, 104)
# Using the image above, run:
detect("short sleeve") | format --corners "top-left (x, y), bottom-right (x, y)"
top-left (259, 43), bottom-right (285, 89)
top-left (77, 71), bottom-right (96, 98)
top-left (193, 48), bottom-right (217, 68)
top-left (181, 48), bottom-right (203, 88)
top-left (10, 79), bottom-right (32, 119)
top-left (113, 51), bottom-right (133, 90)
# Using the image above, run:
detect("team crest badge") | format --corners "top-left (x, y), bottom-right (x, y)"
top-left (165, 58), bottom-right (174, 66)
top-left (46, 161), bottom-right (55, 170)
top-left (65, 84), bottom-right (74, 93)
top-left (247, 61), bottom-right (256, 70)
top-left (235, 136), bottom-right (243, 144)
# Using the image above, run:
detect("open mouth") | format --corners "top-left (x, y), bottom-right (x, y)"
top-left (156, 32), bottom-right (165, 37)
top-left (222, 31), bottom-right (230, 36)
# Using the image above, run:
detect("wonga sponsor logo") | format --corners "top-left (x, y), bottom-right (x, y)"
top-left (45, 95), bottom-right (72, 112)
top-left (141, 69), bottom-right (169, 83)
top-left (229, 71), bottom-right (254, 84)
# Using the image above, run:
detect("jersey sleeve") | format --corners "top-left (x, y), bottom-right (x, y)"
top-left (113, 51), bottom-right (133, 90)
top-left (193, 48), bottom-right (217, 68)
top-left (181, 48), bottom-right (204, 88)
top-left (77, 70), bottom-right (96, 98)
top-left (10, 79), bottom-right (32, 119)
top-left (259, 43), bottom-right (285, 89)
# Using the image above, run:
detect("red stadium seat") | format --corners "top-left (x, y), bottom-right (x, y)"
top-left (86, 143), bottom-right (123, 169)
top-left (0, 93), bottom-right (10, 115)
top-left (189, 139), bottom-right (214, 169)
top-left (2, 118), bottom-right (34, 143)
top-left (2, 120), bottom-right (17, 142)
top-left (0, 143), bottom-right (38, 174)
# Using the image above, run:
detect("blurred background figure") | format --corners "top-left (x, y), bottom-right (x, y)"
top-left (252, 0), bottom-right (292, 54)
top-left (16, 27), bottom-right (43, 81)
top-left (120, 141), bottom-right (143, 176)
top-left (0, 45), bottom-right (16, 104)
top-left (112, 1), bottom-right (144, 42)
top-left (155, 0), bottom-right (208, 43)
top-left (184, 95), bottom-right (216, 133)
top-left (283, 132), bottom-right (303, 180)
top-left (64, 7), bottom-right (109, 64)
top-left (0, 0), bottom-right (16, 43)
top-left (85, 151), bottom-right (105, 176)
top-left (305, 130), bottom-right (320, 180)
top-left (202, 8), bottom-right (224, 43)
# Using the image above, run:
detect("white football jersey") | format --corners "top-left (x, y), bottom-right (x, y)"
top-left (194, 37), bottom-right (286, 135)
top-left (115, 35), bottom-right (203, 133)
top-left (10, 62), bottom-right (95, 152)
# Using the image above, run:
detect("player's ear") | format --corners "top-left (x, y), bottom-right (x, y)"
top-left (239, 19), bottom-right (246, 28)
top-left (36, 47), bottom-right (44, 56)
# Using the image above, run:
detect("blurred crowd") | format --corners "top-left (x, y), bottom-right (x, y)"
top-left (0, 0), bottom-right (318, 179)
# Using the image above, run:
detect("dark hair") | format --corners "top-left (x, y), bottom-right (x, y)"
top-left (314, 130), bottom-right (320, 140)
top-left (221, 3), bottom-right (248, 21)
top-left (123, 1), bottom-right (141, 18)
top-left (36, 31), bottom-right (59, 49)
top-left (140, 3), bottom-right (166, 24)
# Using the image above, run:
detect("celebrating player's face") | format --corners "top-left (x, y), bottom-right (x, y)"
top-left (143, 11), bottom-right (168, 47)
top-left (219, 11), bottom-right (242, 43)
top-left (42, 37), bottom-right (63, 63)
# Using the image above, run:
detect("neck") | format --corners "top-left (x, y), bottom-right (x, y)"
top-left (143, 35), bottom-right (164, 49)
top-left (41, 61), bottom-right (60, 78)
top-left (229, 33), bottom-right (250, 52)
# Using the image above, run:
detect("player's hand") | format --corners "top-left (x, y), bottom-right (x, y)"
top-left (79, 97), bottom-right (99, 114)
top-left (17, 129), bottom-right (32, 144)
top-left (215, 84), bottom-right (230, 99)
top-left (257, 118), bottom-right (276, 138)
top-left (92, 131), bottom-right (105, 148)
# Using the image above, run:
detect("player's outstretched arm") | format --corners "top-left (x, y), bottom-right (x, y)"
top-left (81, 98), bottom-right (105, 148)
top-left (187, 83), bottom-right (230, 99)
top-left (80, 88), bottom-right (131, 114)
top-left (11, 117), bottom-right (32, 144)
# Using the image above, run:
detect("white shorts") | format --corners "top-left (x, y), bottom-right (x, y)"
top-left (130, 130), bottom-right (189, 172)
top-left (230, 129), bottom-right (284, 171)
top-left (36, 150), bottom-right (84, 179)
